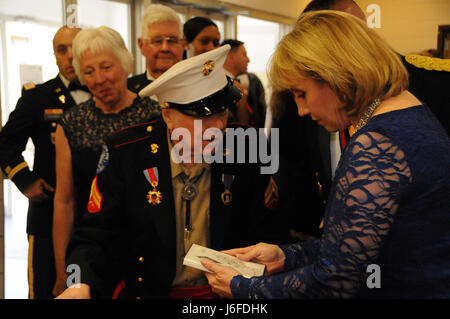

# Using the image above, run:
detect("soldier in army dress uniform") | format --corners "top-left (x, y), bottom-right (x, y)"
top-left (0, 26), bottom-right (90, 298)
top-left (56, 45), bottom-right (289, 299)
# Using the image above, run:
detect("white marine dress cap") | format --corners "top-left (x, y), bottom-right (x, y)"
top-left (139, 44), bottom-right (242, 117)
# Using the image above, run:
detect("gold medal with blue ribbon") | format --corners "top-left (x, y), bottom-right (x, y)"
top-left (221, 174), bottom-right (235, 206)
top-left (144, 167), bottom-right (162, 205)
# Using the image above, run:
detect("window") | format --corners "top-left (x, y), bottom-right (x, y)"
top-left (237, 15), bottom-right (284, 105)
top-left (77, 0), bottom-right (131, 49)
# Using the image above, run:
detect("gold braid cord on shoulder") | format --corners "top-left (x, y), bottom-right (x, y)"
top-left (405, 54), bottom-right (450, 72)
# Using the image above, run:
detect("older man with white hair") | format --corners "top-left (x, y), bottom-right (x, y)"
top-left (127, 4), bottom-right (185, 93)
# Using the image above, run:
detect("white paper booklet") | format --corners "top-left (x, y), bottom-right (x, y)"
top-left (183, 244), bottom-right (265, 279)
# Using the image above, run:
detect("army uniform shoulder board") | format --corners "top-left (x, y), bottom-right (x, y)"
top-left (405, 54), bottom-right (450, 72)
top-left (23, 82), bottom-right (36, 90)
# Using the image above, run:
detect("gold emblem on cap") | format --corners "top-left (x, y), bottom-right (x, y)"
top-left (151, 143), bottom-right (159, 154)
top-left (202, 59), bottom-right (215, 76)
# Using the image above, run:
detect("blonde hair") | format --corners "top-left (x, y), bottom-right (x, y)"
top-left (72, 26), bottom-right (133, 84)
top-left (269, 10), bottom-right (408, 118)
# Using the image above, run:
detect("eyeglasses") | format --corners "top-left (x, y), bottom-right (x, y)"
top-left (144, 36), bottom-right (181, 48)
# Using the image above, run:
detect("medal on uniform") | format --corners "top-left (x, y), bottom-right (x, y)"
top-left (59, 94), bottom-right (66, 104)
top-left (150, 143), bottom-right (159, 154)
top-left (221, 174), bottom-right (235, 206)
top-left (144, 167), bottom-right (162, 205)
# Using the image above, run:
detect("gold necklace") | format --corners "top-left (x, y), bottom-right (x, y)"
top-left (353, 97), bottom-right (381, 134)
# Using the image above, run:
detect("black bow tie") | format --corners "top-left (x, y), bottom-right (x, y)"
top-left (68, 81), bottom-right (90, 92)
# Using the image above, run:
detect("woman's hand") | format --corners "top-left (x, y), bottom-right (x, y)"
top-left (223, 243), bottom-right (286, 275)
top-left (201, 259), bottom-right (240, 298)
top-left (201, 243), bottom-right (286, 298)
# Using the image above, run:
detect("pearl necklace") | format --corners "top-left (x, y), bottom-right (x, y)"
top-left (353, 97), bottom-right (381, 134)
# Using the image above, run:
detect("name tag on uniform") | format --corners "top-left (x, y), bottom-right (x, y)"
top-left (44, 108), bottom-right (63, 120)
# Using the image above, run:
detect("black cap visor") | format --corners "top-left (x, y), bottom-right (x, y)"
top-left (163, 78), bottom-right (243, 117)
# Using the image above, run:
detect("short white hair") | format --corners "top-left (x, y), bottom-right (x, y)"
top-left (140, 4), bottom-right (182, 38)
top-left (72, 26), bottom-right (133, 84)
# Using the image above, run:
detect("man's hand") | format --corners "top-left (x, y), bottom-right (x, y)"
top-left (55, 283), bottom-right (91, 299)
top-left (23, 178), bottom-right (55, 202)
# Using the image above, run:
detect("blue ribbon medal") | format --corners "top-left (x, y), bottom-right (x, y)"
top-left (221, 174), bottom-right (235, 206)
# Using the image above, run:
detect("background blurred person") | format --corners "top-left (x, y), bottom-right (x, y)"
top-left (183, 16), bottom-right (220, 58)
top-left (222, 39), bottom-right (267, 127)
top-left (127, 4), bottom-right (185, 93)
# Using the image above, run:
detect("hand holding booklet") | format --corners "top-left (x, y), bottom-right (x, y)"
top-left (183, 244), bottom-right (265, 278)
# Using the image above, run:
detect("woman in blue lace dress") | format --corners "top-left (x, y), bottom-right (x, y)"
top-left (201, 11), bottom-right (450, 298)
top-left (52, 26), bottom-right (160, 296)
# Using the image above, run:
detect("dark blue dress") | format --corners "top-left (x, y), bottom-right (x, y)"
top-left (231, 105), bottom-right (450, 298)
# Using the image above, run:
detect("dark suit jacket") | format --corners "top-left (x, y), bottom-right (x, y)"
top-left (272, 90), bottom-right (329, 238)
top-left (127, 72), bottom-right (151, 94)
top-left (0, 75), bottom-right (77, 236)
top-left (247, 73), bottom-right (267, 128)
top-left (401, 55), bottom-right (450, 135)
top-left (66, 118), bottom-right (288, 298)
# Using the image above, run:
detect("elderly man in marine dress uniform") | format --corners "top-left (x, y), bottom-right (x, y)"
top-left (56, 45), bottom-right (289, 299)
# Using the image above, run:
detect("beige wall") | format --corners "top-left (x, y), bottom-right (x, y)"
top-left (222, 0), bottom-right (307, 19)
top-left (356, 0), bottom-right (450, 55)
top-left (223, 0), bottom-right (450, 56)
